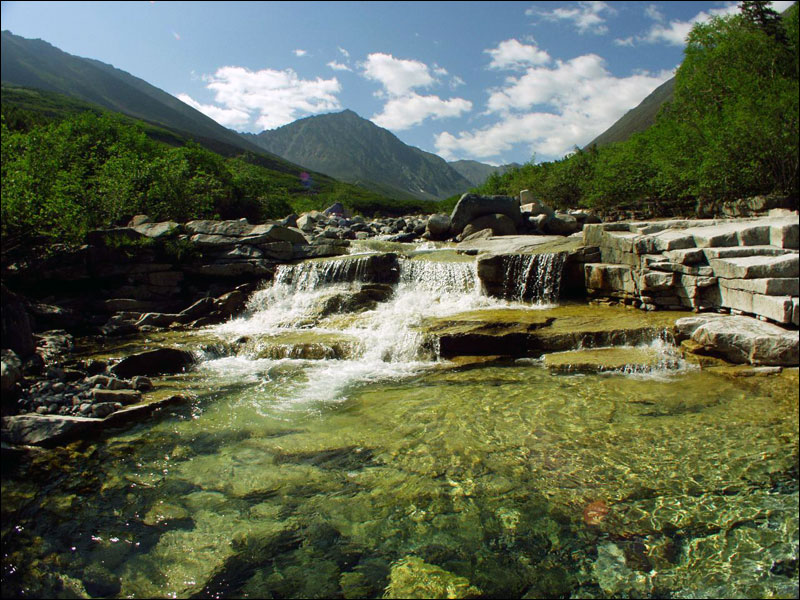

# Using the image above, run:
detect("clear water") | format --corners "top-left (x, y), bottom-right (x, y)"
top-left (2, 255), bottom-right (798, 599)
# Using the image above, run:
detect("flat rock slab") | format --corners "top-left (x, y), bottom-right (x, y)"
top-left (543, 347), bottom-right (670, 373)
top-left (1, 395), bottom-right (192, 446)
top-left (424, 304), bottom-right (692, 358)
top-left (675, 314), bottom-right (799, 366)
top-left (709, 253), bottom-right (799, 279)
top-left (457, 234), bottom-right (568, 255)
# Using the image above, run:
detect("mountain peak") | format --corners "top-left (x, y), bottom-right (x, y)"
top-left (247, 111), bottom-right (472, 201)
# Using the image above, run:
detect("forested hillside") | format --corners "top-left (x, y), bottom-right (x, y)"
top-left (1, 89), bottom-right (441, 246)
top-left (477, 2), bottom-right (799, 213)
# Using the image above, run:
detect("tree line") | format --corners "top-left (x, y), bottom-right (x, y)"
top-left (475, 1), bottom-right (799, 214)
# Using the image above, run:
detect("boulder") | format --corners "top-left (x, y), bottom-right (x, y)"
top-left (1, 285), bottom-right (35, 358)
top-left (425, 214), bottom-right (452, 240)
top-left (543, 213), bottom-right (580, 236)
top-left (110, 348), bottom-right (196, 378)
top-left (296, 214), bottom-right (318, 232)
top-left (449, 193), bottom-right (522, 236)
top-left (185, 219), bottom-right (252, 237)
top-left (245, 224), bottom-right (307, 245)
top-left (674, 314), bottom-right (798, 366)
top-left (520, 189), bottom-right (555, 217)
top-left (461, 214), bottom-right (517, 239)
top-left (132, 221), bottom-right (180, 239)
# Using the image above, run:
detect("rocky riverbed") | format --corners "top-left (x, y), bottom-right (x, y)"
top-left (1, 192), bottom-right (798, 599)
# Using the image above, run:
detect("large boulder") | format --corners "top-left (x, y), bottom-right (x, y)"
top-left (110, 348), bottom-right (196, 378)
top-left (425, 214), bottom-right (452, 240)
top-left (674, 314), bottom-right (799, 366)
top-left (449, 194), bottom-right (522, 236)
top-left (543, 213), bottom-right (580, 236)
top-left (460, 214), bottom-right (517, 239)
top-left (1, 285), bottom-right (35, 358)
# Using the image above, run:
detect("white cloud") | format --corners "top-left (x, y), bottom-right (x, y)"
top-left (327, 61), bottom-right (352, 72)
top-left (372, 93), bottom-right (472, 130)
top-left (293, 49), bottom-right (308, 57)
top-left (362, 52), bottom-right (435, 96)
top-left (485, 38), bottom-right (550, 71)
top-left (361, 52), bottom-right (472, 130)
top-left (178, 94), bottom-right (250, 128)
top-left (644, 4), bottom-right (665, 22)
top-left (529, 1), bottom-right (615, 35)
top-left (435, 54), bottom-right (670, 161)
top-left (641, 2), bottom-right (739, 46)
top-left (178, 66), bottom-right (341, 131)
top-left (613, 36), bottom-right (635, 47)
top-left (450, 75), bottom-right (466, 89)
top-left (338, 46), bottom-right (350, 58)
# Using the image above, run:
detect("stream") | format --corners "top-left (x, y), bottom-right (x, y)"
top-left (2, 246), bottom-right (798, 599)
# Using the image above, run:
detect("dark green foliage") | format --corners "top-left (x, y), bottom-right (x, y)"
top-left (473, 3), bottom-right (799, 211)
top-left (1, 99), bottom-right (451, 246)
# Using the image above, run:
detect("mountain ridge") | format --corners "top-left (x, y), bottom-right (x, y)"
top-left (0, 30), bottom-right (280, 161)
top-left (245, 110), bottom-right (475, 201)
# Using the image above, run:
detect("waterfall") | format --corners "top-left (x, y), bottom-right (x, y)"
top-left (398, 258), bottom-right (479, 295)
top-left (502, 252), bottom-right (566, 304)
top-left (274, 255), bottom-right (378, 292)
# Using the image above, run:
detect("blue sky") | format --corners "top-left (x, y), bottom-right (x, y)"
top-left (2, 1), bottom-right (794, 164)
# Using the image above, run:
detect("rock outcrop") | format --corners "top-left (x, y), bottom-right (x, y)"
top-left (582, 214), bottom-right (799, 326)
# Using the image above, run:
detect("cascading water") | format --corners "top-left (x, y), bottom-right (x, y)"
top-left (207, 254), bottom-right (499, 407)
top-left (503, 252), bottom-right (567, 303)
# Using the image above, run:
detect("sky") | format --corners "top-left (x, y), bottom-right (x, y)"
top-left (1, 1), bottom-right (795, 165)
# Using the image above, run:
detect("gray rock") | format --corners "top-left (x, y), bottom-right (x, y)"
top-left (709, 254), bottom-right (798, 279)
top-left (675, 314), bottom-right (798, 366)
top-left (449, 193), bottom-right (522, 235)
top-left (425, 214), bottom-right (452, 240)
top-left (185, 218), bottom-right (252, 237)
top-left (132, 221), bottom-right (180, 239)
top-left (544, 214), bottom-right (580, 236)
top-left (245, 224), bottom-right (308, 245)
top-left (92, 389), bottom-right (141, 405)
top-left (461, 214), bottom-right (517, 239)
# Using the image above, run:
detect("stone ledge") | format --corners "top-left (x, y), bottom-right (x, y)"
top-left (1, 394), bottom-right (193, 447)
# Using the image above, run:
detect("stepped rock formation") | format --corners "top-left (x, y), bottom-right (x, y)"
top-left (582, 214), bottom-right (799, 326)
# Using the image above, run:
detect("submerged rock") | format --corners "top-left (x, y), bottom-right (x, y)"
top-left (385, 556), bottom-right (480, 599)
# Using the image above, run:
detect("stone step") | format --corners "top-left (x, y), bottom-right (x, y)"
top-left (709, 253), bottom-right (798, 279)
top-left (702, 246), bottom-right (793, 260)
top-left (718, 287), bottom-right (798, 325)
top-left (719, 277), bottom-right (799, 297)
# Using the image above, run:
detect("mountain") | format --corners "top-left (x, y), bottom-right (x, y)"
top-left (448, 160), bottom-right (523, 187)
top-left (586, 77), bottom-right (675, 148)
top-left (0, 30), bottom-right (279, 162)
top-left (245, 110), bottom-right (474, 201)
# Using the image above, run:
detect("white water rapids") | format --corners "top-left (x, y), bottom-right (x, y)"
top-left (201, 255), bottom-right (553, 409)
